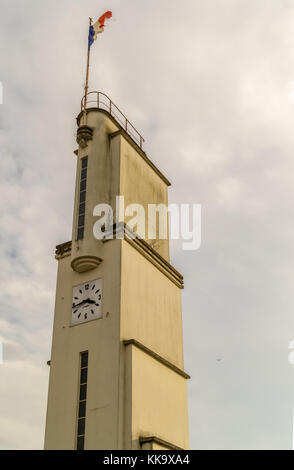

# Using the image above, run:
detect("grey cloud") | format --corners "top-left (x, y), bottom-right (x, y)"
top-left (0, 0), bottom-right (294, 449)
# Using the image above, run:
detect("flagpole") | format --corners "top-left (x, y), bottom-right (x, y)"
top-left (82, 17), bottom-right (92, 125)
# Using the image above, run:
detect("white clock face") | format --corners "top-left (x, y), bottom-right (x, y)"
top-left (71, 278), bottom-right (102, 325)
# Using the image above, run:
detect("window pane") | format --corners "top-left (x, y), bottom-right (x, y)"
top-left (76, 350), bottom-right (88, 450)
top-left (77, 435), bottom-right (84, 450)
top-left (80, 179), bottom-right (86, 191)
top-left (80, 367), bottom-right (88, 384)
top-left (81, 352), bottom-right (88, 368)
top-left (77, 227), bottom-right (84, 240)
top-left (82, 157), bottom-right (88, 169)
top-left (78, 215), bottom-right (85, 228)
top-left (80, 384), bottom-right (87, 401)
top-left (77, 418), bottom-right (85, 436)
top-left (79, 203), bottom-right (86, 215)
top-left (79, 401), bottom-right (86, 418)
top-left (81, 169), bottom-right (87, 180)
top-left (79, 191), bottom-right (86, 203)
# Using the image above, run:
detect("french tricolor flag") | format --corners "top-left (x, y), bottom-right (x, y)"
top-left (88, 11), bottom-right (112, 49)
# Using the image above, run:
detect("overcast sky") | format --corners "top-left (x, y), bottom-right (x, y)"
top-left (1, 0), bottom-right (294, 450)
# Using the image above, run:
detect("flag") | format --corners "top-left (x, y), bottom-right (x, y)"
top-left (88, 11), bottom-right (112, 49)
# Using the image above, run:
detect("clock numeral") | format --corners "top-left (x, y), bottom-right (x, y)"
top-left (78, 313), bottom-right (81, 319)
top-left (92, 285), bottom-right (95, 290)
top-left (98, 295), bottom-right (102, 300)
top-left (84, 313), bottom-right (88, 319)
top-left (79, 289), bottom-right (83, 294)
top-left (91, 309), bottom-right (94, 314)
top-left (95, 289), bottom-right (100, 294)
top-left (85, 284), bottom-right (89, 290)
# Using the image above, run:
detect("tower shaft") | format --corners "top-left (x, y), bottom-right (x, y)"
top-left (44, 97), bottom-right (189, 450)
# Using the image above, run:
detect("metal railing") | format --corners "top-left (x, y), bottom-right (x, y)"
top-left (81, 91), bottom-right (145, 149)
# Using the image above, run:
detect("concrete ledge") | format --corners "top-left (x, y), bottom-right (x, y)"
top-left (55, 241), bottom-right (72, 259)
top-left (103, 223), bottom-right (184, 289)
top-left (125, 234), bottom-right (184, 289)
top-left (139, 435), bottom-right (184, 451)
top-left (71, 255), bottom-right (103, 273)
top-left (55, 226), bottom-right (184, 290)
top-left (123, 339), bottom-right (190, 380)
top-left (109, 129), bottom-right (171, 187)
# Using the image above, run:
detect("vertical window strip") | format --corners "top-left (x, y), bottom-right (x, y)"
top-left (77, 157), bottom-right (88, 240)
top-left (76, 351), bottom-right (88, 450)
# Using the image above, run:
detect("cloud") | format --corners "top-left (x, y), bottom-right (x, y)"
top-left (1, 0), bottom-right (294, 449)
top-left (0, 361), bottom-right (48, 450)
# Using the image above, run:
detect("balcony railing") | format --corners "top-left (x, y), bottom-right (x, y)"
top-left (81, 91), bottom-right (145, 149)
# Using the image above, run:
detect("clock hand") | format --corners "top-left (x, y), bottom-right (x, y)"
top-left (72, 299), bottom-right (88, 309)
top-left (79, 298), bottom-right (96, 307)
top-left (73, 298), bottom-right (97, 310)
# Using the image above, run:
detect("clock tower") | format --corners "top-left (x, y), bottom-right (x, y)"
top-left (44, 92), bottom-right (190, 450)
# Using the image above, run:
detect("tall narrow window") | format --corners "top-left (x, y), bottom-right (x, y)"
top-left (76, 351), bottom-right (88, 450)
top-left (77, 157), bottom-right (88, 240)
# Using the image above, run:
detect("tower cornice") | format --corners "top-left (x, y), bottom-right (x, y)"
top-left (123, 339), bottom-right (190, 379)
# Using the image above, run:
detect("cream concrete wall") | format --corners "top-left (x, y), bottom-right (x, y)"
top-left (120, 240), bottom-right (184, 369)
top-left (129, 346), bottom-right (189, 450)
top-left (44, 239), bottom-right (122, 450)
top-left (120, 137), bottom-right (170, 261)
